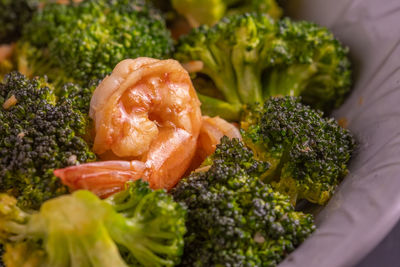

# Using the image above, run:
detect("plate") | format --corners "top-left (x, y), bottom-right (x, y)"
top-left (280, 1), bottom-right (400, 266)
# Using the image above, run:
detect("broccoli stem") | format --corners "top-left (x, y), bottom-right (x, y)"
top-left (231, 33), bottom-right (265, 104)
top-left (201, 65), bottom-right (241, 104)
top-left (198, 93), bottom-right (242, 121)
top-left (234, 63), bottom-right (264, 104)
top-left (263, 64), bottom-right (318, 98)
top-left (46, 225), bottom-right (127, 267)
top-left (106, 216), bottom-right (173, 267)
top-left (202, 42), bottom-right (242, 105)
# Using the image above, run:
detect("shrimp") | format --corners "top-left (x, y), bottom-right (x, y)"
top-left (198, 116), bottom-right (242, 156)
top-left (0, 44), bottom-right (14, 62)
top-left (54, 58), bottom-right (202, 197)
top-left (188, 116), bottom-right (242, 171)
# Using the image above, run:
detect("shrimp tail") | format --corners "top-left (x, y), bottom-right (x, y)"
top-left (54, 161), bottom-right (147, 198)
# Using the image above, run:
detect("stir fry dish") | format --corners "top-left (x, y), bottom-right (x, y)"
top-left (0, 0), bottom-right (356, 266)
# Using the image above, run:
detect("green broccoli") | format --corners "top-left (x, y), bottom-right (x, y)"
top-left (171, 0), bottom-right (282, 28)
top-left (175, 14), bottom-right (352, 120)
top-left (172, 137), bottom-right (315, 266)
top-left (0, 180), bottom-right (186, 266)
top-left (58, 80), bottom-right (99, 117)
top-left (241, 97), bottom-right (355, 205)
top-left (0, 72), bottom-right (95, 209)
top-left (18, 0), bottom-right (174, 87)
top-left (0, 0), bottom-right (39, 44)
top-left (263, 18), bottom-right (352, 112)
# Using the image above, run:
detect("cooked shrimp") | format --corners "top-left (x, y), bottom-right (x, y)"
top-left (0, 44), bottom-right (14, 62)
top-left (198, 116), bottom-right (242, 155)
top-left (189, 116), bottom-right (242, 170)
top-left (54, 58), bottom-right (202, 196)
top-left (55, 161), bottom-right (147, 198)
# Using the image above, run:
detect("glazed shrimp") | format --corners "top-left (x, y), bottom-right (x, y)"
top-left (189, 116), bottom-right (242, 170)
top-left (0, 44), bottom-right (14, 62)
top-left (54, 58), bottom-right (202, 197)
top-left (198, 116), bottom-right (242, 156)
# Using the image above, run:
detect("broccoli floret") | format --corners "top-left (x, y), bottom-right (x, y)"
top-left (262, 18), bottom-right (352, 112)
top-left (18, 0), bottom-right (173, 87)
top-left (0, 0), bottom-right (39, 43)
top-left (176, 14), bottom-right (278, 120)
top-left (14, 41), bottom-right (72, 89)
top-left (241, 97), bottom-right (355, 205)
top-left (58, 80), bottom-right (98, 117)
top-left (0, 72), bottom-right (95, 209)
top-left (172, 137), bottom-right (315, 266)
top-left (175, 14), bottom-right (352, 120)
top-left (205, 136), bottom-right (270, 176)
top-left (171, 0), bottom-right (282, 28)
top-left (0, 180), bottom-right (186, 266)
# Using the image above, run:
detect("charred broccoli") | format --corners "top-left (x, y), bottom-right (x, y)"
top-left (0, 72), bottom-right (95, 209)
top-left (0, 0), bottom-right (39, 43)
top-left (241, 97), bottom-right (355, 205)
top-left (0, 180), bottom-right (186, 266)
top-left (172, 137), bottom-right (315, 266)
top-left (175, 14), bottom-right (352, 120)
top-left (18, 0), bottom-right (174, 86)
top-left (171, 0), bottom-right (282, 27)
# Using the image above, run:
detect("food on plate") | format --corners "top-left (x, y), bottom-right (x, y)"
top-left (171, 0), bottom-right (282, 28)
top-left (0, 180), bottom-right (186, 266)
top-left (175, 13), bottom-right (352, 120)
top-left (16, 0), bottom-right (173, 87)
top-left (0, 1), bottom-right (357, 266)
top-left (241, 97), bottom-right (355, 205)
top-left (0, 0), bottom-right (39, 43)
top-left (54, 58), bottom-right (202, 196)
top-left (172, 137), bottom-right (315, 266)
top-left (0, 72), bottom-right (95, 209)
